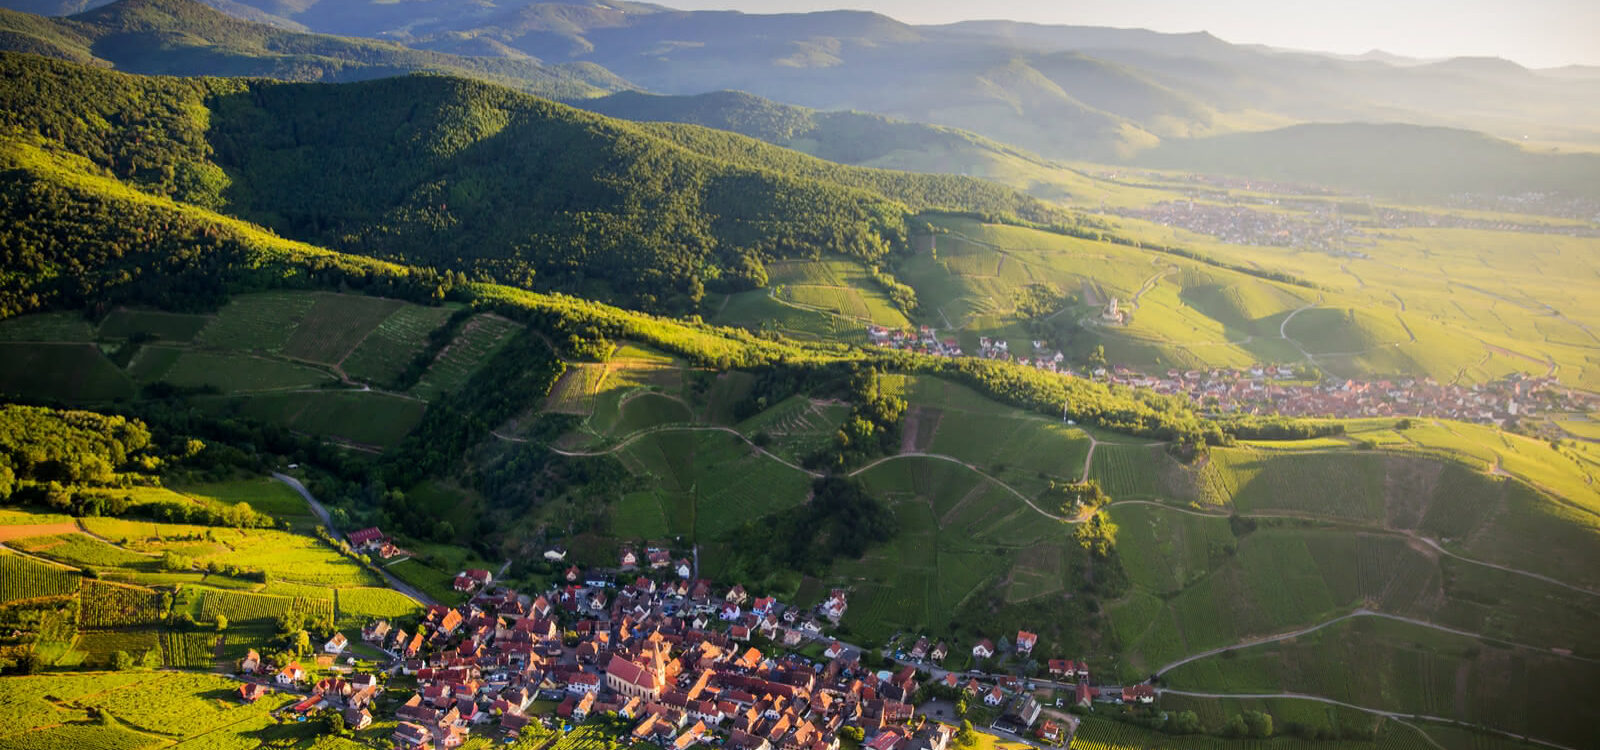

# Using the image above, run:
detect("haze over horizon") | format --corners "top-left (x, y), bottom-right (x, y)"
top-left (664, 0), bottom-right (1600, 69)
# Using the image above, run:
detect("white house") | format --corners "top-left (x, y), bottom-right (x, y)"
top-left (324, 633), bottom-right (349, 654)
top-left (277, 662), bottom-right (305, 686)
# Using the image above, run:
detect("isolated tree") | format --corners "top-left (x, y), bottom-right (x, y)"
top-left (111, 650), bottom-right (134, 671)
top-left (955, 720), bottom-right (978, 749)
top-left (1164, 710), bottom-right (1201, 735)
top-left (214, 614), bottom-right (229, 632)
top-left (1243, 711), bottom-right (1273, 738)
top-left (325, 710), bottom-right (345, 735)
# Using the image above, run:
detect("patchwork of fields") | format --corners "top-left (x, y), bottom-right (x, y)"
top-left (0, 292), bottom-right (523, 451)
top-left (0, 475), bottom-right (423, 673)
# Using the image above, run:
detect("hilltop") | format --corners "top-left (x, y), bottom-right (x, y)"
top-left (10, 0), bottom-right (1593, 162)
top-left (0, 50), bottom-right (1075, 314)
top-left (0, 0), bottom-right (631, 98)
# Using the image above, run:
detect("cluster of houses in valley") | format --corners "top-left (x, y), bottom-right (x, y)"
top-left (859, 319), bottom-right (1590, 426)
top-left (234, 637), bottom-right (386, 734)
top-left (867, 325), bottom-right (963, 358)
top-left (1110, 200), bottom-right (1370, 253)
top-left (229, 540), bottom-right (1128, 750)
top-left (866, 326), bottom-right (1067, 374)
top-left (1109, 368), bottom-right (1590, 425)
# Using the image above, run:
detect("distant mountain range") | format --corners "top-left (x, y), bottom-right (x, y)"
top-left (0, 0), bottom-right (631, 98)
top-left (3, 0), bottom-right (1596, 199)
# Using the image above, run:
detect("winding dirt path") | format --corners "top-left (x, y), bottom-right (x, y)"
top-left (847, 452), bottom-right (1075, 522)
top-left (1158, 688), bottom-right (1579, 750)
top-left (1154, 608), bottom-right (1596, 678)
top-left (1107, 499), bottom-right (1600, 597)
top-left (498, 425), bottom-right (824, 478)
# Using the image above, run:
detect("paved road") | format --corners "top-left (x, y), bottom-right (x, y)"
top-left (271, 472), bottom-right (439, 608)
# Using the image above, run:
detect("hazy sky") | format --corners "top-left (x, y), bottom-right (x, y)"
top-left (662, 0), bottom-right (1598, 68)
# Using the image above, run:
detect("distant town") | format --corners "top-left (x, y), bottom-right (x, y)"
top-left (234, 542), bottom-right (1122, 750)
top-left (1107, 198), bottom-right (1599, 254)
top-left (867, 324), bottom-right (1595, 425)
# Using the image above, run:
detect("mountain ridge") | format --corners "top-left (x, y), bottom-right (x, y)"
top-left (0, 0), bottom-right (633, 98)
top-left (7, 0), bottom-right (1598, 161)
top-left (0, 50), bottom-right (1077, 314)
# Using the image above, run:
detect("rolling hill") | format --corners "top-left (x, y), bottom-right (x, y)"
top-left (0, 50), bottom-right (1076, 314)
top-left (10, 0), bottom-right (1599, 186)
top-left (0, 0), bottom-right (631, 98)
top-left (0, 22), bottom-right (1595, 749)
top-left (13, 0), bottom-right (1594, 163)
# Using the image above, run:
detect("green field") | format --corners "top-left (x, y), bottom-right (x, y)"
top-left (0, 552), bottom-right (80, 603)
top-left (607, 392), bottom-right (693, 436)
top-left (172, 477), bottom-right (312, 520)
top-left (735, 395), bottom-right (852, 463)
top-left (0, 343), bottom-right (134, 401)
top-left (77, 522), bottom-right (380, 588)
top-left (160, 351), bottom-right (334, 393)
top-left (334, 586), bottom-right (422, 626)
top-left (96, 309), bottom-right (211, 342)
top-left (1068, 716), bottom-right (1426, 750)
top-left (126, 345), bottom-right (183, 382)
top-left (1163, 617), bottom-right (1597, 748)
top-left (10, 534), bottom-right (153, 569)
top-left (196, 292), bottom-right (317, 351)
top-left (837, 455), bottom-right (1070, 646)
top-left (1105, 512), bottom-right (1600, 681)
top-left (342, 303), bottom-right (457, 384)
top-left (617, 430), bottom-right (814, 543)
top-left (384, 558), bottom-right (462, 604)
top-left (612, 489), bottom-right (674, 539)
top-left (0, 311), bottom-right (95, 342)
top-left (201, 390), bottom-right (428, 448)
top-left (712, 288), bottom-right (863, 343)
top-left (411, 314), bottom-right (521, 400)
top-left (282, 293), bottom-right (405, 364)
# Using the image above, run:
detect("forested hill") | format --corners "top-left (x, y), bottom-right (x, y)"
top-left (0, 0), bottom-right (630, 99)
top-left (0, 51), bottom-right (1069, 313)
top-left (579, 89), bottom-right (1053, 170)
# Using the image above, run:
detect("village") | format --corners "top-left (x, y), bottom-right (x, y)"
top-left (226, 540), bottom-right (1153, 750)
top-left (1108, 198), bottom-right (1598, 253)
top-left (867, 324), bottom-right (1593, 425)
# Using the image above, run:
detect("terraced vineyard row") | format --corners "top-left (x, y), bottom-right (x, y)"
top-left (0, 554), bottom-right (79, 603)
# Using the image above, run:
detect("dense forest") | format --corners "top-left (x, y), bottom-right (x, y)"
top-left (0, 404), bottom-right (152, 491)
top-left (0, 52), bottom-right (1075, 314)
top-left (0, 50), bottom-right (1349, 467)
top-left (0, 404), bottom-right (276, 526)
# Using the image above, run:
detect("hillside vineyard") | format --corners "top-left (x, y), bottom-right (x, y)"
top-left (0, 2), bottom-right (1594, 750)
